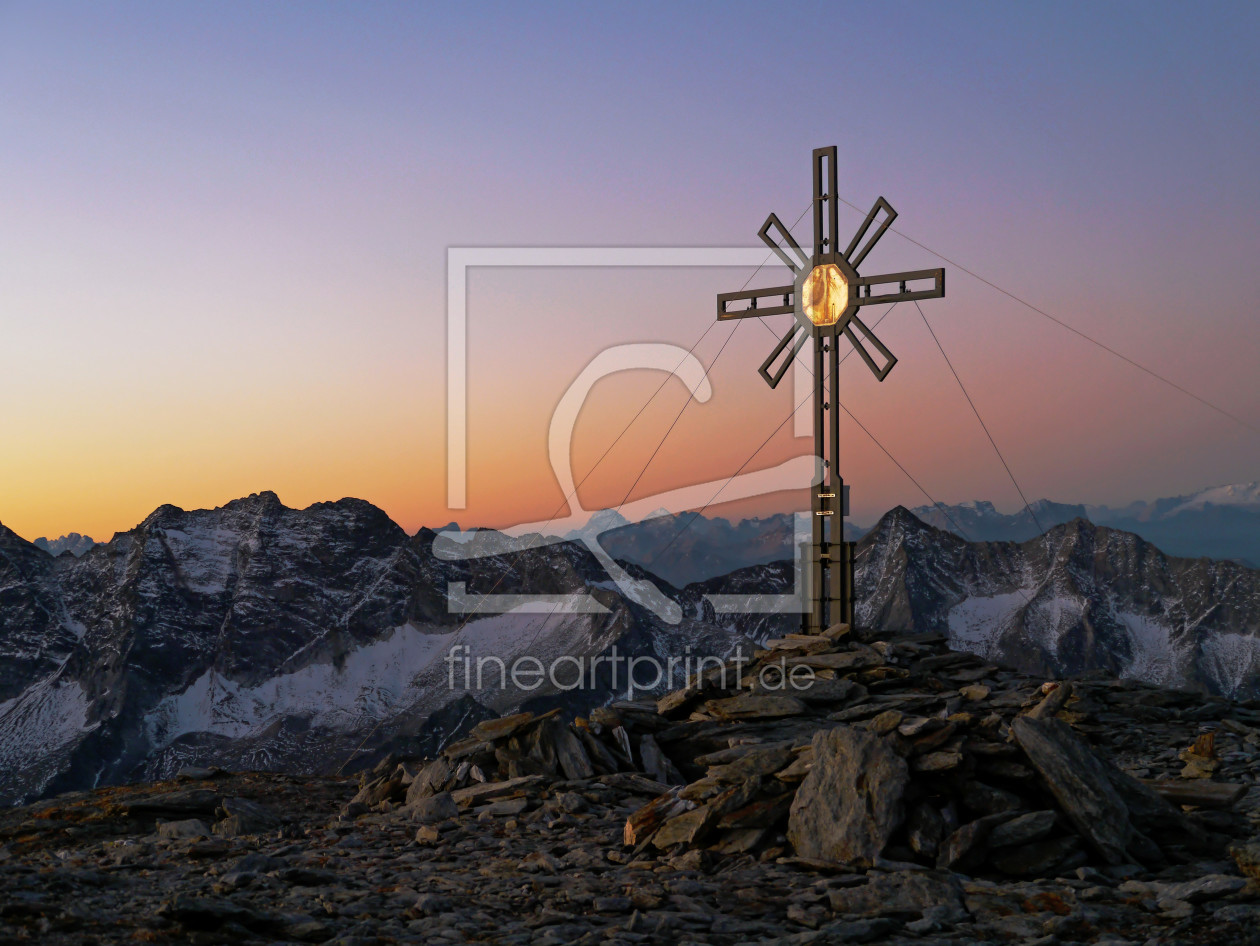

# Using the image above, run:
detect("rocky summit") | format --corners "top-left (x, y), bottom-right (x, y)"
top-left (3, 624), bottom-right (1260, 944)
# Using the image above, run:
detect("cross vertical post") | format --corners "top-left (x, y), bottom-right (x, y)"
top-left (804, 331), bottom-right (853, 634)
top-left (809, 327), bottom-right (826, 633)
top-left (813, 146), bottom-right (839, 259)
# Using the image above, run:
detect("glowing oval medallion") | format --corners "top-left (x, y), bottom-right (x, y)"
top-left (801, 263), bottom-right (849, 327)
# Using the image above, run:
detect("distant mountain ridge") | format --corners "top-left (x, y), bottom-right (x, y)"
top-left (910, 481), bottom-right (1260, 566)
top-left (557, 509), bottom-right (861, 587)
top-left (549, 480), bottom-right (1260, 585)
top-left (908, 499), bottom-right (1091, 543)
top-left (1114, 481), bottom-right (1260, 519)
top-left (26, 479), bottom-right (1257, 580)
top-left (32, 533), bottom-right (96, 558)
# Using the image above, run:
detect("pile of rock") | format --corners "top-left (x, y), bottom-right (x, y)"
top-left (346, 705), bottom-right (675, 820)
top-left (631, 628), bottom-right (1243, 876)
top-left (387, 625), bottom-right (1248, 880)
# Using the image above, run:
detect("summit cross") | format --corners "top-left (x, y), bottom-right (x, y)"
top-left (716, 146), bottom-right (945, 633)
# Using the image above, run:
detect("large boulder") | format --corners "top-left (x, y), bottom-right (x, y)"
top-left (786, 726), bottom-right (909, 866)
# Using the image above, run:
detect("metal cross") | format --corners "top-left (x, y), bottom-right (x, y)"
top-left (716, 146), bottom-right (945, 633)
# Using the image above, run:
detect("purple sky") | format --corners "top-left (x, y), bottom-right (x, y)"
top-left (1, 2), bottom-right (1258, 540)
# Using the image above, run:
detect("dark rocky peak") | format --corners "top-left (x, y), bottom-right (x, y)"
top-left (110, 493), bottom-right (409, 571)
top-left (138, 503), bottom-right (187, 529)
top-left (300, 497), bottom-right (409, 542)
top-left (224, 490), bottom-right (284, 510)
top-left (1039, 515), bottom-right (1109, 547)
top-left (861, 505), bottom-right (962, 553)
top-left (198, 491), bottom-right (283, 532)
top-left (0, 525), bottom-right (58, 600)
top-left (1030, 518), bottom-right (1175, 585)
top-left (867, 505), bottom-right (933, 534)
top-left (204, 490), bottom-right (285, 530)
top-left (0, 521), bottom-right (43, 558)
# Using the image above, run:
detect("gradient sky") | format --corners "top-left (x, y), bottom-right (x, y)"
top-left (1, 1), bottom-right (1258, 543)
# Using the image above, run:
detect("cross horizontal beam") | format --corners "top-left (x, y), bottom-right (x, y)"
top-left (854, 267), bottom-right (944, 306)
top-left (717, 266), bottom-right (944, 320)
top-left (717, 284), bottom-right (795, 320)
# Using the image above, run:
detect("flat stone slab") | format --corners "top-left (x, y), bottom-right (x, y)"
top-left (1011, 715), bottom-right (1134, 865)
top-left (450, 776), bottom-right (546, 807)
top-left (703, 694), bottom-right (808, 720)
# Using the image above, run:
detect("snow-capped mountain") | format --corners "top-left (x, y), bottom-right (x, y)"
top-left (855, 508), bottom-right (1260, 699)
top-left (562, 508), bottom-right (632, 541)
top-left (1163, 482), bottom-right (1260, 515)
top-left (1103, 481), bottom-right (1260, 521)
top-left (671, 507), bottom-right (1260, 701)
top-left (1090, 485), bottom-right (1260, 568)
top-left (576, 480), bottom-right (1260, 588)
top-left (0, 493), bottom-right (757, 807)
top-left (909, 482), bottom-right (1260, 567)
top-left (619, 507), bottom-right (1260, 700)
top-left (32, 533), bottom-right (96, 558)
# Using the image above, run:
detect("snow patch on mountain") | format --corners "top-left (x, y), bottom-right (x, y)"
top-left (1117, 612), bottom-right (1181, 687)
top-left (946, 590), bottom-right (1028, 658)
top-left (565, 509), bottom-right (632, 540)
top-left (0, 675), bottom-right (95, 780)
top-left (956, 501), bottom-right (999, 514)
top-left (1026, 594), bottom-right (1085, 660)
top-left (146, 623), bottom-right (449, 744)
top-left (1199, 631), bottom-right (1260, 697)
top-left (144, 609), bottom-right (606, 752)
